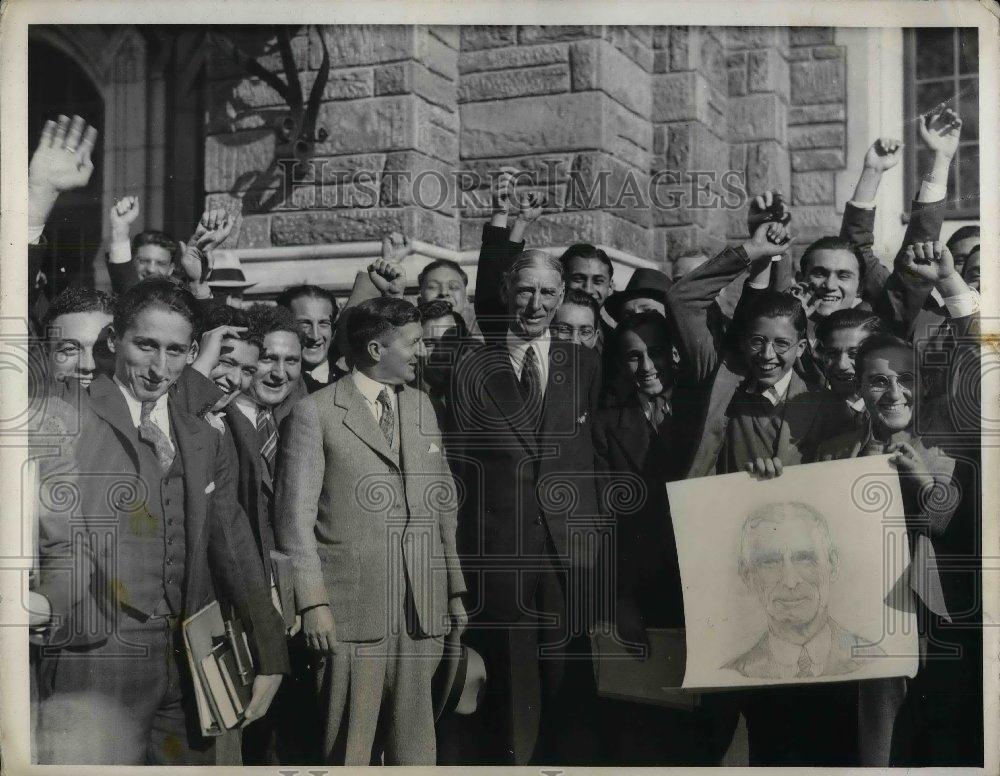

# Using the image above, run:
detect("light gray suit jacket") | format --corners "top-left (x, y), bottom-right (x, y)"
top-left (274, 376), bottom-right (465, 642)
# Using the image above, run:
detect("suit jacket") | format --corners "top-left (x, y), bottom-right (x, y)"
top-left (450, 338), bottom-right (604, 622)
top-left (275, 377), bottom-right (465, 641)
top-left (34, 375), bottom-right (289, 674)
top-left (221, 379), bottom-right (307, 565)
top-left (723, 618), bottom-right (885, 680)
top-left (592, 397), bottom-right (684, 628)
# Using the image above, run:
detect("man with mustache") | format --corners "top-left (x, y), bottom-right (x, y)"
top-left (276, 285), bottom-right (343, 393)
top-left (42, 287), bottom-right (115, 391)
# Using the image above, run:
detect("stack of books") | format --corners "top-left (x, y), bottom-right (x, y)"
top-left (182, 601), bottom-right (256, 734)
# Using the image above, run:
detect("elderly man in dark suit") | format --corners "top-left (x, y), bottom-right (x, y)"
top-left (275, 297), bottom-right (466, 765)
top-left (33, 277), bottom-right (288, 765)
top-left (450, 249), bottom-right (605, 765)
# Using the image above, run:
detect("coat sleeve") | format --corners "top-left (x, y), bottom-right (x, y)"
top-left (207, 429), bottom-right (290, 675)
top-left (107, 254), bottom-right (140, 296)
top-left (273, 397), bottom-right (330, 611)
top-left (474, 223), bottom-right (525, 338)
top-left (666, 246), bottom-right (750, 387)
top-left (873, 198), bottom-right (947, 334)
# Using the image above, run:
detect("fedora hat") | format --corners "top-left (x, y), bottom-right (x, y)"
top-left (206, 251), bottom-right (256, 290)
top-left (433, 630), bottom-right (487, 721)
top-left (604, 267), bottom-right (673, 322)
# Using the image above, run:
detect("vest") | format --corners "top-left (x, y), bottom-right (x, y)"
top-left (115, 421), bottom-right (187, 618)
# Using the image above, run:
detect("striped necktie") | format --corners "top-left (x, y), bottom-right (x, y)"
top-left (139, 400), bottom-right (175, 473)
top-left (376, 387), bottom-right (395, 448)
top-left (257, 406), bottom-right (278, 474)
top-left (795, 647), bottom-right (814, 678)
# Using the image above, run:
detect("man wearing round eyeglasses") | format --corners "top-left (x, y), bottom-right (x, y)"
top-left (550, 289), bottom-right (600, 349)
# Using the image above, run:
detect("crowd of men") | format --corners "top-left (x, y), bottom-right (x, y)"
top-left (24, 104), bottom-right (982, 768)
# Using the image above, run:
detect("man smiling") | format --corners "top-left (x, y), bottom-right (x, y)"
top-left (43, 287), bottom-right (114, 390)
top-left (724, 502), bottom-right (882, 680)
top-left (34, 277), bottom-right (287, 765)
top-left (276, 285), bottom-right (341, 393)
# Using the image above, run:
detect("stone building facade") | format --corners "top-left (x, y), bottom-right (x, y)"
top-left (30, 24), bottom-right (978, 296)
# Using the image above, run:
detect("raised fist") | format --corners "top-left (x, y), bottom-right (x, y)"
top-left (864, 137), bottom-right (903, 172)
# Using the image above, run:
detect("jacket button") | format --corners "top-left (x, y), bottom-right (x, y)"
top-left (167, 538), bottom-right (173, 546)
top-left (534, 515), bottom-right (543, 527)
top-left (166, 558), bottom-right (173, 566)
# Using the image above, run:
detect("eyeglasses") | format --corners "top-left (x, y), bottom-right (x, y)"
top-left (551, 324), bottom-right (596, 340)
top-left (863, 374), bottom-right (915, 393)
top-left (746, 335), bottom-right (797, 355)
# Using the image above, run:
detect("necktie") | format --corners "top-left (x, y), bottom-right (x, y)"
top-left (795, 647), bottom-right (814, 678)
top-left (519, 345), bottom-right (542, 426)
top-left (257, 406), bottom-right (278, 474)
top-left (139, 400), bottom-right (175, 473)
top-left (376, 388), bottom-right (395, 448)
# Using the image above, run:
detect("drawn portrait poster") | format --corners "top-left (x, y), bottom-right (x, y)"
top-left (667, 456), bottom-right (919, 689)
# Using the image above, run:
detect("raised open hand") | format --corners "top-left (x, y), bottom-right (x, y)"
top-left (29, 115), bottom-right (99, 194)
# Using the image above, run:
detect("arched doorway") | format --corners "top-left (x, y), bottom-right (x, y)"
top-left (28, 39), bottom-right (105, 293)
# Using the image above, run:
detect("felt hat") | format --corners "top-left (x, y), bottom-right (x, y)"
top-left (604, 267), bottom-right (673, 322)
top-left (206, 251), bottom-right (256, 290)
top-left (433, 630), bottom-right (487, 721)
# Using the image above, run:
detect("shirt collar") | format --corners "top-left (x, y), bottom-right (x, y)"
top-left (113, 375), bottom-right (170, 429)
top-left (505, 329), bottom-right (551, 363)
top-left (307, 360), bottom-right (330, 383)
top-left (846, 395), bottom-right (866, 413)
top-left (351, 368), bottom-right (393, 406)
top-left (744, 368), bottom-right (794, 406)
top-left (766, 621), bottom-right (833, 674)
top-left (233, 393), bottom-right (261, 424)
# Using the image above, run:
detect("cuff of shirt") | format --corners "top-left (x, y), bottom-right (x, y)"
top-left (108, 239), bottom-right (132, 264)
top-left (917, 180), bottom-right (947, 204)
top-left (27, 225), bottom-right (45, 245)
top-left (943, 290), bottom-right (980, 319)
top-left (847, 199), bottom-right (877, 210)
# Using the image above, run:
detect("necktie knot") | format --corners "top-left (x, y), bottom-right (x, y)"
top-left (140, 400), bottom-right (155, 423)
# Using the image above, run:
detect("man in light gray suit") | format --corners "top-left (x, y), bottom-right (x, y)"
top-left (275, 297), bottom-right (467, 765)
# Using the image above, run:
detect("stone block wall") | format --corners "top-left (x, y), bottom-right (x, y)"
top-left (205, 26), bottom-right (848, 274)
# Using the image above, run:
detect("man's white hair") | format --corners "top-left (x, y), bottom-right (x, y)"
top-left (737, 501), bottom-right (837, 580)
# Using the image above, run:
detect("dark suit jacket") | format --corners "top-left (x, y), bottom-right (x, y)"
top-left (593, 397), bottom-right (684, 628)
top-left (221, 379), bottom-right (307, 565)
top-left (34, 375), bottom-right (289, 675)
top-left (450, 338), bottom-right (604, 623)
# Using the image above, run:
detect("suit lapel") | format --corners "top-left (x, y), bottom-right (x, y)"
top-left (480, 343), bottom-right (539, 456)
top-left (539, 341), bottom-right (575, 440)
top-left (86, 376), bottom-right (143, 467)
top-left (608, 400), bottom-right (651, 474)
top-left (335, 376), bottom-right (399, 469)
top-left (226, 405), bottom-right (268, 491)
top-left (169, 400), bottom-right (213, 559)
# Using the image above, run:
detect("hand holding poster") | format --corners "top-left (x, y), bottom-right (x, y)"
top-left (666, 455), bottom-right (918, 689)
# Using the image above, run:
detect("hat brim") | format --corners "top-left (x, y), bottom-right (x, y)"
top-left (605, 288), bottom-right (668, 322)
top-left (433, 631), bottom-right (466, 721)
top-left (207, 279), bottom-right (256, 289)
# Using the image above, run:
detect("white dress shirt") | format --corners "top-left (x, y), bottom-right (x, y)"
top-left (505, 330), bottom-right (551, 396)
top-left (745, 367), bottom-right (794, 407)
top-left (114, 375), bottom-right (173, 444)
top-left (307, 360), bottom-right (330, 384)
top-left (351, 369), bottom-right (399, 447)
top-left (233, 393), bottom-right (261, 427)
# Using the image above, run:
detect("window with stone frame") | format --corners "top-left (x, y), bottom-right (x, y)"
top-left (903, 28), bottom-right (979, 219)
